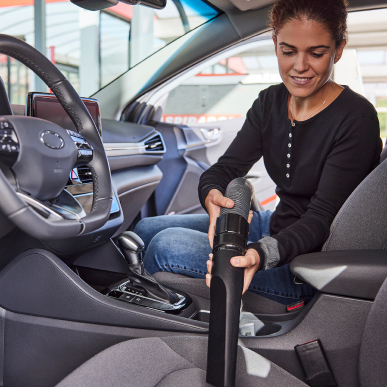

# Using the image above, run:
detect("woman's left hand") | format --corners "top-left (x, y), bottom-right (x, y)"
top-left (206, 249), bottom-right (260, 294)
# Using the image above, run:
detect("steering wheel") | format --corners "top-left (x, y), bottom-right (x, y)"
top-left (0, 34), bottom-right (112, 240)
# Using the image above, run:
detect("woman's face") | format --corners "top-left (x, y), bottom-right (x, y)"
top-left (273, 17), bottom-right (345, 98)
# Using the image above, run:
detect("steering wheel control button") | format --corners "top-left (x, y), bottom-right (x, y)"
top-left (0, 120), bottom-right (13, 129)
top-left (67, 130), bottom-right (94, 165)
top-left (40, 131), bottom-right (64, 149)
top-left (0, 122), bottom-right (19, 167)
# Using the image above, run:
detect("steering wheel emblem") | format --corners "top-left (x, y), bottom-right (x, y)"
top-left (40, 130), bottom-right (64, 149)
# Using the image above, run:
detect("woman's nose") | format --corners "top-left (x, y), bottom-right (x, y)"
top-left (293, 53), bottom-right (309, 72)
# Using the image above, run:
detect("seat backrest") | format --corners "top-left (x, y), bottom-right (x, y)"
top-left (359, 276), bottom-right (387, 387)
top-left (380, 142), bottom-right (387, 163)
top-left (323, 159), bottom-right (387, 251)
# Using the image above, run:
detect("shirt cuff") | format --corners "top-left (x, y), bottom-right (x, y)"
top-left (248, 236), bottom-right (281, 270)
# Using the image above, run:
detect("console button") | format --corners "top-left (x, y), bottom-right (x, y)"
top-left (119, 294), bottom-right (135, 303)
top-left (139, 298), bottom-right (152, 307)
top-left (131, 296), bottom-right (143, 305)
top-left (149, 301), bottom-right (163, 310)
top-left (159, 303), bottom-right (174, 310)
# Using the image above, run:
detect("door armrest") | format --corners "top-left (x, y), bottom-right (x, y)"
top-left (290, 250), bottom-right (387, 300)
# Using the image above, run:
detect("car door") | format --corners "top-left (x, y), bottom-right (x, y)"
top-left (127, 36), bottom-right (280, 216)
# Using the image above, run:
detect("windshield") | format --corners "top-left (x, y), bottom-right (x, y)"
top-left (0, 0), bottom-right (219, 102)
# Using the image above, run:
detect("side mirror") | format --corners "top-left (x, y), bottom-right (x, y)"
top-left (70, 0), bottom-right (166, 11)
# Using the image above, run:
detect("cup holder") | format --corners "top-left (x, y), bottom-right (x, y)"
top-left (255, 321), bottom-right (282, 336)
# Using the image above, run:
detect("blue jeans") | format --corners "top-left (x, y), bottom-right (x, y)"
top-left (134, 213), bottom-right (316, 305)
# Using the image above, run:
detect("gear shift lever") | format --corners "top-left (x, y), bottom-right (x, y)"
top-left (117, 231), bottom-right (179, 305)
top-left (118, 232), bottom-right (145, 274)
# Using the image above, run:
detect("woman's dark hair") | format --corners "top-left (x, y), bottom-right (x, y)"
top-left (269, 0), bottom-right (348, 47)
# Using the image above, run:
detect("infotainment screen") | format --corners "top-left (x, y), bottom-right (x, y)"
top-left (26, 92), bottom-right (102, 137)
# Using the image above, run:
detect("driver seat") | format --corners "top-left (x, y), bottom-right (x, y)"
top-left (57, 275), bottom-right (387, 386)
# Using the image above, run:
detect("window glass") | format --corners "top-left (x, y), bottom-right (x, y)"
top-left (334, 8), bottom-right (387, 139)
top-left (162, 36), bottom-right (280, 125)
top-left (0, 0), bottom-right (218, 103)
top-left (100, 12), bottom-right (130, 88)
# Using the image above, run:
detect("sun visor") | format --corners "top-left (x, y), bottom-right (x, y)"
top-left (229, 0), bottom-right (274, 11)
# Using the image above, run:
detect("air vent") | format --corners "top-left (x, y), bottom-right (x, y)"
top-left (77, 165), bottom-right (93, 183)
top-left (145, 135), bottom-right (164, 152)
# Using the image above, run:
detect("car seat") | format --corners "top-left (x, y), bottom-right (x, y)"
top-left (56, 153), bottom-right (387, 387)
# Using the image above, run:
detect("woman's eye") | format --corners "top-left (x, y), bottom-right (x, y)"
top-left (311, 52), bottom-right (324, 58)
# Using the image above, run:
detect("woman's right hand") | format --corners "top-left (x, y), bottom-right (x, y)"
top-left (205, 189), bottom-right (234, 248)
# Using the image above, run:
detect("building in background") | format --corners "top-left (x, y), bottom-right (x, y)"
top-left (0, 0), bottom-right (217, 104)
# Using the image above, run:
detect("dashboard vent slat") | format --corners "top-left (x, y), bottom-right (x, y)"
top-left (145, 135), bottom-right (164, 152)
top-left (77, 166), bottom-right (93, 183)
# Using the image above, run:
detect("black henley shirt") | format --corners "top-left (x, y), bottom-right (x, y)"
top-left (198, 83), bottom-right (382, 269)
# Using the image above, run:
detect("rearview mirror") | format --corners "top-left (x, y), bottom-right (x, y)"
top-left (70, 0), bottom-right (166, 11)
top-left (121, 0), bottom-right (166, 9)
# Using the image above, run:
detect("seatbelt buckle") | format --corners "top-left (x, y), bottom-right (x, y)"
top-left (286, 300), bottom-right (304, 312)
top-left (294, 339), bottom-right (337, 387)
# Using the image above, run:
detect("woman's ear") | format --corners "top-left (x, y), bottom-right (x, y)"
top-left (273, 35), bottom-right (278, 56)
top-left (334, 41), bottom-right (346, 64)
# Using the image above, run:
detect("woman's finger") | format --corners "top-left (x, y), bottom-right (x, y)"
top-left (205, 273), bottom-right (212, 288)
top-left (230, 254), bottom-right (257, 268)
top-left (207, 259), bottom-right (213, 274)
top-left (208, 220), bottom-right (216, 248)
top-left (212, 194), bottom-right (234, 209)
top-left (248, 210), bottom-right (254, 224)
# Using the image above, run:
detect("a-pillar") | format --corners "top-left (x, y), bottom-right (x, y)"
top-left (79, 9), bottom-right (100, 97)
top-left (34, 0), bottom-right (47, 93)
top-left (130, 6), bottom-right (154, 68)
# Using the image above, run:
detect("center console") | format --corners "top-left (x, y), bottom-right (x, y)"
top-left (85, 230), bottom-right (307, 337)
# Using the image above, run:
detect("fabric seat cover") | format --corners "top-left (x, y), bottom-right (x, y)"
top-left (57, 336), bottom-right (307, 387)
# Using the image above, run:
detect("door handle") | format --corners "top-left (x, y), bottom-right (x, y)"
top-left (201, 128), bottom-right (220, 141)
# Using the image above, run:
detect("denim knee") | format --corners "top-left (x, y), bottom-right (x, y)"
top-left (143, 227), bottom-right (210, 276)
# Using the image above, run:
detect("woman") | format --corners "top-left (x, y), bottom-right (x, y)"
top-left (134, 0), bottom-right (382, 305)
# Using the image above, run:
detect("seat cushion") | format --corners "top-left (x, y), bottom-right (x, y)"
top-left (152, 272), bottom-right (286, 314)
top-left (56, 336), bottom-right (307, 387)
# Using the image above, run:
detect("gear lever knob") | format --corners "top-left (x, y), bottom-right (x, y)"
top-left (118, 231), bottom-right (145, 265)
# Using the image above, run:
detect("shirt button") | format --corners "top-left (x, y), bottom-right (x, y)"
top-left (286, 174), bottom-right (290, 178)
top-left (288, 143), bottom-right (291, 147)
top-left (286, 164), bottom-right (290, 168)
top-left (287, 154), bottom-right (290, 158)
top-left (289, 133), bottom-right (292, 137)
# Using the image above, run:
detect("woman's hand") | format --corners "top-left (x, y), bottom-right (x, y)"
top-left (205, 189), bottom-right (234, 248)
top-left (206, 210), bottom-right (258, 294)
top-left (206, 249), bottom-right (260, 294)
